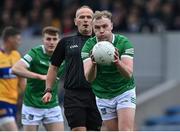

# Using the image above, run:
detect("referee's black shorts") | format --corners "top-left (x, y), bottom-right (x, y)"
top-left (63, 89), bottom-right (102, 130)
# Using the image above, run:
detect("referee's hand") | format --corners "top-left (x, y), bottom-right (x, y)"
top-left (42, 92), bottom-right (52, 103)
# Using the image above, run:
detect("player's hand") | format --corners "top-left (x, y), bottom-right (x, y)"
top-left (38, 75), bottom-right (47, 80)
top-left (42, 92), bottom-right (52, 103)
top-left (113, 48), bottom-right (120, 65)
top-left (90, 50), bottom-right (97, 64)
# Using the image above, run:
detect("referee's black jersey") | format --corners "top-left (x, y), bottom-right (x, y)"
top-left (51, 32), bottom-right (91, 90)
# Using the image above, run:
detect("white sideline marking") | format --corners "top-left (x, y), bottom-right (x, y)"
top-left (137, 80), bottom-right (178, 105)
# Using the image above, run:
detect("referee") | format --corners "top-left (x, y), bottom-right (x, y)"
top-left (42, 6), bottom-right (102, 131)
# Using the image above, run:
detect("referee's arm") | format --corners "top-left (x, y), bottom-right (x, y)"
top-left (42, 64), bottom-right (58, 103)
top-left (42, 39), bottom-right (65, 103)
top-left (46, 64), bottom-right (58, 91)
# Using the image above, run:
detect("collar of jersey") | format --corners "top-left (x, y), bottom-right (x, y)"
top-left (96, 34), bottom-right (115, 44)
top-left (41, 45), bottom-right (46, 54)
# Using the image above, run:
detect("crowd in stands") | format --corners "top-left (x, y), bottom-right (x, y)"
top-left (0, 0), bottom-right (180, 37)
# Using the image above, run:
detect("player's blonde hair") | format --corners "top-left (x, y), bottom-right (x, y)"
top-left (93, 10), bottom-right (112, 21)
top-left (42, 26), bottom-right (60, 36)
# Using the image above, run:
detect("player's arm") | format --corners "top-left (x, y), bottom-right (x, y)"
top-left (12, 60), bottom-right (46, 80)
top-left (81, 39), bottom-right (97, 82)
top-left (114, 37), bottom-right (134, 79)
top-left (114, 49), bottom-right (133, 79)
top-left (83, 57), bottom-right (97, 82)
top-left (17, 76), bottom-right (26, 93)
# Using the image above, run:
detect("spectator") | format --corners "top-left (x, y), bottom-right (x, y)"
top-left (0, 0), bottom-right (179, 34)
top-left (112, 0), bottom-right (127, 32)
top-left (127, 12), bottom-right (141, 33)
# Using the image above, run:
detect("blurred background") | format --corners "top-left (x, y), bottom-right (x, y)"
top-left (1, 0), bottom-right (180, 131)
top-left (0, 0), bottom-right (180, 35)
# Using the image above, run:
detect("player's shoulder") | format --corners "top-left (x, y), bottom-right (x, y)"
top-left (115, 34), bottom-right (129, 41)
top-left (88, 36), bottom-right (96, 41)
top-left (32, 45), bottom-right (42, 50)
top-left (86, 36), bottom-right (97, 44)
top-left (30, 45), bottom-right (44, 53)
top-left (11, 50), bottom-right (21, 57)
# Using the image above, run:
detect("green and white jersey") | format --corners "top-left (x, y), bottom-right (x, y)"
top-left (81, 34), bottom-right (136, 99)
top-left (22, 45), bottom-right (64, 108)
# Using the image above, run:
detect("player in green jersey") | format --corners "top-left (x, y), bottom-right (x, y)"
top-left (81, 11), bottom-right (136, 131)
top-left (12, 26), bottom-right (64, 131)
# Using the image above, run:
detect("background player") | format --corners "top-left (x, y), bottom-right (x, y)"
top-left (12, 26), bottom-right (64, 131)
top-left (0, 27), bottom-right (26, 131)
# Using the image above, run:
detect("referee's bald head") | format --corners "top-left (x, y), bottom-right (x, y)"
top-left (75, 5), bottom-right (93, 18)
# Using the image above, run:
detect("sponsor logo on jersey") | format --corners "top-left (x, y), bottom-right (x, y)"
top-left (24, 54), bottom-right (32, 62)
top-left (125, 48), bottom-right (134, 55)
top-left (70, 45), bottom-right (78, 49)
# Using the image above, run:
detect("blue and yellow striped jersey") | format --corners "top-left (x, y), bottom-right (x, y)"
top-left (0, 49), bottom-right (21, 104)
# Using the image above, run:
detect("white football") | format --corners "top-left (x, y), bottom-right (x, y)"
top-left (92, 41), bottom-right (115, 65)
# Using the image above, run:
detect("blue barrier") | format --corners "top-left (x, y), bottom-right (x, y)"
top-left (165, 106), bottom-right (180, 115)
top-left (145, 115), bottom-right (180, 126)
